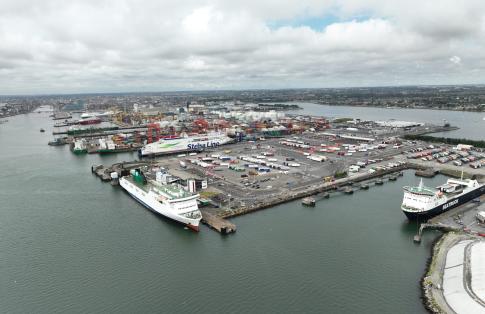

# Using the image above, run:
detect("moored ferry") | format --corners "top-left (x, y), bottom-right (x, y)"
top-left (119, 169), bottom-right (202, 231)
top-left (401, 178), bottom-right (485, 220)
top-left (139, 132), bottom-right (233, 157)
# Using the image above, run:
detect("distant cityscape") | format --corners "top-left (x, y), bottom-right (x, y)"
top-left (1, 85), bottom-right (485, 118)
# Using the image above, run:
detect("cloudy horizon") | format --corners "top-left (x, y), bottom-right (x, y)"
top-left (1, 0), bottom-right (484, 95)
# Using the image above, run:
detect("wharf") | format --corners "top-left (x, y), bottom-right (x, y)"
top-left (415, 168), bottom-right (438, 178)
top-left (220, 164), bottom-right (409, 219)
top-left (200, 210), bottom-right (236, 234)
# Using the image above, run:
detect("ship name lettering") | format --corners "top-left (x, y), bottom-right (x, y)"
top-left (187, 141), bottom-right (221, 150)
top-left (443, 199), bottom-right (459, 210)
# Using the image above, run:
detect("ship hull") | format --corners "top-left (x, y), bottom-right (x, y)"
top-left (402, 185), bottom-right (485, 221)
top-left (79, 119), bottom-right (101, 125)
top-left (139, 147), bottom-right (201, 158)
top-left (119, 177), bottom-right (201, 231)
top-left (139, 135), bottom-right (233, 157)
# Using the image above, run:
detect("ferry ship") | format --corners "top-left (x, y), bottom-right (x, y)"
top-left (401, 178), bottom-right (485, 220)
top-left (119, 169), bottom-right (202, 231)
top-left (139, 132), bottom-right (233, 157)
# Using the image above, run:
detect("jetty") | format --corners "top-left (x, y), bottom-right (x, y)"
top-left (415, 168), bottom-right (438, 178)
top-left (200, 210), bottom-right (236, 234)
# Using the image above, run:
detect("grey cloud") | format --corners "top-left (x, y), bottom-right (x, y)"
top-left (0, 0), bottom-right (485, 94)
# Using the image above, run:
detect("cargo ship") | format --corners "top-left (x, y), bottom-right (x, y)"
top-left (139, 132), bottom-right (233, 157)
top-left (71, 139), bottom-right (87, 154)
top-left (119, 169), bottom-right (202, 231)
top-left (78, 117), bottom-right (101, 125)
top-left (401, 178), bottom-right (485, 220)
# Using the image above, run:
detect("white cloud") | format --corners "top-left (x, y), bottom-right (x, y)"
top-left (449, 56), bottom-right (461, 65)
top-left (0, 0), bottom-right (484, 94)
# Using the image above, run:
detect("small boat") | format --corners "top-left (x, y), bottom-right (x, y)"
top-left (375, 179), bottom-right (384, 185)
top-left (343, 187), bottom-right (354, 194)
top-left (302, 197), bottom-right (316, 206)
top-left (48, 138), bottom-right (66, 146)
top-left (360, 184), bottom-right (369, 190)
top-left (389, 176), bottom-right (397, 181)
top-left (40, 128), bottom-right (45, 133)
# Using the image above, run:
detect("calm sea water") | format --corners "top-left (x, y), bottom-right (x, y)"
top-left (0, 112), bottom-right (446, 313)
top-left (286, 102), bottom-right (485, 140)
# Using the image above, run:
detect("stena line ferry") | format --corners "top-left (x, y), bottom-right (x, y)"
top-left (139, 132), bottom-right (233, 157)
top-left (401, 177), bottom-right (485, 221)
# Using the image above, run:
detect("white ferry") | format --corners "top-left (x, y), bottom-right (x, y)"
top-left (401, 178), bottom-right (485, 220)
top-left (119, 169), bottom-right (202, 231)
top-left (139, 132), bottom-right (232, 157)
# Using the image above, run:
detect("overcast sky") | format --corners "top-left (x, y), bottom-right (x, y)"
top-left (1, 0), bottom-right (484, 94)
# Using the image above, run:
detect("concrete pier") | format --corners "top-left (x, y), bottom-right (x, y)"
top-left (200, 210), bottom-right (236, 234)
top-left (220, 164), bottom-right (409, 219)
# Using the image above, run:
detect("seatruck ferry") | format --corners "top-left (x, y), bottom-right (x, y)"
top-left (401, 178), bottom-right (485, 220)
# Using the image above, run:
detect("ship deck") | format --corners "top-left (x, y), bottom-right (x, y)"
top-left (124, 176), bottom-right (194, 200)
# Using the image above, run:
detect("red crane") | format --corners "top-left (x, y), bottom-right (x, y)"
top-left (147, 123), bottom-right (161, 143)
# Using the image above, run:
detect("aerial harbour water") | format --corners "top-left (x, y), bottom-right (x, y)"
top-left (0, 111), bottom-right (453, 313)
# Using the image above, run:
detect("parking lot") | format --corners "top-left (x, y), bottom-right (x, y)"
top-left (150, 132), bottom-right (416, 210)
